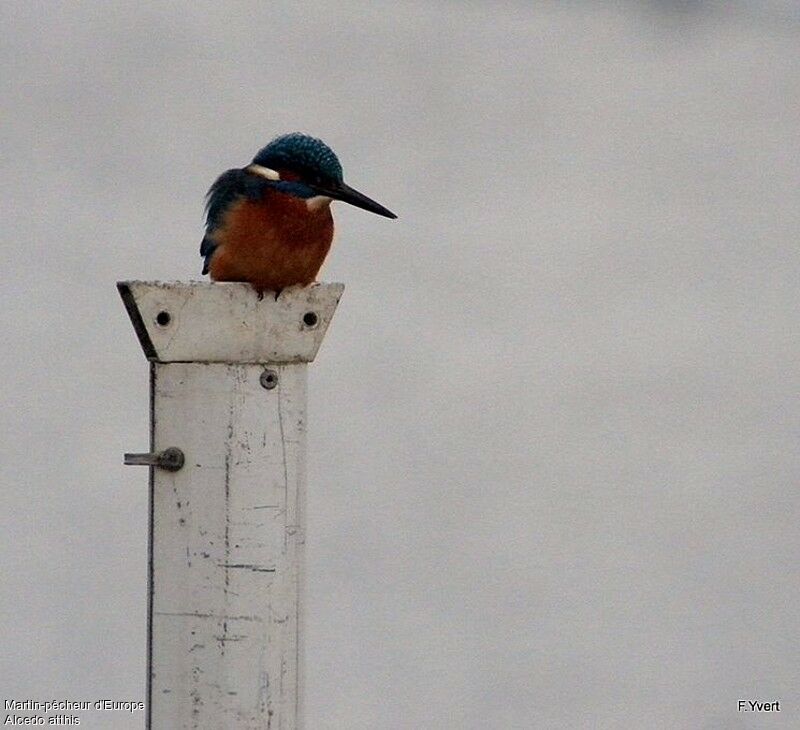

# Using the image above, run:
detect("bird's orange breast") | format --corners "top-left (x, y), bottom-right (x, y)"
top-left (209, 189), bottom-right (334, 294)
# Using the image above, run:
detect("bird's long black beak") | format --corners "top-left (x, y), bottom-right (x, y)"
top-left (318, 181), bottom-right (397, 219)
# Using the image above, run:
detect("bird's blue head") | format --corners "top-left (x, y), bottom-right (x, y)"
top-left (248, 132), bottom-right (396, 219)
top-left (253, 132), bottom-right (344, 183)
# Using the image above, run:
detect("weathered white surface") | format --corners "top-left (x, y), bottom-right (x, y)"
top-left (150, 362), bottom-right (307, 729)
top-left (118, 281), bottom-right (344, 363)
top-left (116, 281), bottom-right (340, 728)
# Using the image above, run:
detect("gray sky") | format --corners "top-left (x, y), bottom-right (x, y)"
top-left (2, 2), bottom-right (799, 728)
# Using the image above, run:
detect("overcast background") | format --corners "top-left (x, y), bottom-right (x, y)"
top-left (2, 1), bottom-right (799, 728)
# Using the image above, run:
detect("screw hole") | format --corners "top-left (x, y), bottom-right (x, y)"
top-left (156, 311), bottom-right (171, 326)
top-left (302, 311), bottom-right (319, 328)
top-left (260, 369), bottom-right (278, 390)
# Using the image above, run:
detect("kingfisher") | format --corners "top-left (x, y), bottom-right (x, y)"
top-left (200, 132), bottom-right (396, 296)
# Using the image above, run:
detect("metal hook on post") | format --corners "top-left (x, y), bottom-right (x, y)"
top-left (124, 447), bottom-right (185, 472)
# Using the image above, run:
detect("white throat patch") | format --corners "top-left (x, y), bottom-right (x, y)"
top-left (306, 195), bottom-right (333, 211)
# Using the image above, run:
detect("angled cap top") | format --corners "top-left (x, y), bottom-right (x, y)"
top-left (118, 281), bottom-right (344, 363)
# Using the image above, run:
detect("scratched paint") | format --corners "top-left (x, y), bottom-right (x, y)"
top-left (118, 280), bottom-right (344, 364)
top-left (150, 361), bottom-right (307, 729)
top-left (120, 282), bottom-right (343, 729)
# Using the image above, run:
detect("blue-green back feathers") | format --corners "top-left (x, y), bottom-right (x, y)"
top-left (200, 168), bottom-right (267, 274)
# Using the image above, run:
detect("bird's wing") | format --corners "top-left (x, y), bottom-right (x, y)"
top-left (201, 168), bottom-right (267, 274)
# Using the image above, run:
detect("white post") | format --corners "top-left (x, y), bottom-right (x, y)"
top-left (118, 281), bottom-right (344, 730)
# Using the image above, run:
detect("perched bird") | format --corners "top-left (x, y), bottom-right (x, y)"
top-left (200, 132), bottom-right (396, 296)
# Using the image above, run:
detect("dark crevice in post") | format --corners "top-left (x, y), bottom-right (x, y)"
top-left (118, 282), bottom-right (158, 360)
